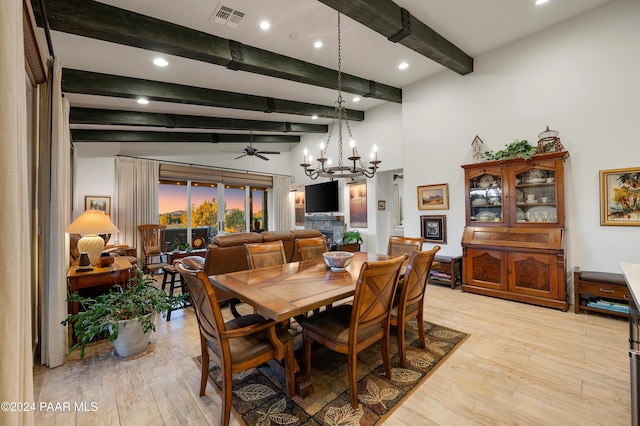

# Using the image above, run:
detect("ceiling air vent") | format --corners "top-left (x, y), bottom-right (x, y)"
top-left (211, 3), bottom-right (245, 28)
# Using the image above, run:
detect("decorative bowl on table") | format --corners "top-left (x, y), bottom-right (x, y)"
top-left (323, 251), bottom-right (354, 271)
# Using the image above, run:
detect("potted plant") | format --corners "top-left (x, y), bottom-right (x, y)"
top-left (169, 241), bottom-right (192, 253)
top-left (342, 230), bottom-right (363, 245)
top-left (62, 269), bottom-right (189, 358)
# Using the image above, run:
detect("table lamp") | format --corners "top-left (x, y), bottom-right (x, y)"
top-left (66, 210), bottom-right (119, 266)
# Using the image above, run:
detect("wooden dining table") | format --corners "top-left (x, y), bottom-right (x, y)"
top-left (209, 252), bottom-right (401, 322)
top-left (208, 252), bottom-right (406, 396)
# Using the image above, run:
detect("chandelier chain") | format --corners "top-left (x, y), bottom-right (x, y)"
top-left (299, 12), bottom-right (380, 180)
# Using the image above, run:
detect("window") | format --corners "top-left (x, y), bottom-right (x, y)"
top-left (191, 182), bottom-right (219, 238)
top-left (223, 185), bottom-right (246, 234)
top-left (158, 164), bottom-right (272, 238)
top-left (159, 180), bottom-right (188, 227)
top-left (251, 187), bottom-right (268, 231)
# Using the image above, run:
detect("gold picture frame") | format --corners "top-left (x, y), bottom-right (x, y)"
top-left (600, 167), bottom-right (640, 226)
top-left (417, 183), bottom-right (449, 210)
top-left (85, 196), bottom-right (111, 215)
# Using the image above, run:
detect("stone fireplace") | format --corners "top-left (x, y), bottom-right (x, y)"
top-left (303, 215), bottom-right (345, 243)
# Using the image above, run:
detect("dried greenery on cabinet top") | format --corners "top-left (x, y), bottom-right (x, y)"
top-left (483, 139), bottom-right (537, 161)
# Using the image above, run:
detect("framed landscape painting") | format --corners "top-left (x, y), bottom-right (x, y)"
top-left (421, 215), bottom-right (447, 244)
top-left (600, 167), bottom-right (640, 226)
top-left (417, 183), bottom-right (449, 210)
top-left (85, 196), bottom-right (110, 215)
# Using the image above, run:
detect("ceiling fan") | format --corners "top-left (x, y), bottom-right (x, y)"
top-left (235, 132), bottom-right (280, 161)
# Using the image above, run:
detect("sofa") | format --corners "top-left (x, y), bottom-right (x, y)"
top-left (203, 229), bottom-right (324, 276)
top-left (200, 229), bottom-right (322, 304)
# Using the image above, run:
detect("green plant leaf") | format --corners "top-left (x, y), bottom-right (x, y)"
top-left (62, 269), bottom-right (189, 357)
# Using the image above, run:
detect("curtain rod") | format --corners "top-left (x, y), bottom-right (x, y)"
top-left (115, 154), bottom-right (292, 178)
top-left (38, 0), bottom-right (56, 58)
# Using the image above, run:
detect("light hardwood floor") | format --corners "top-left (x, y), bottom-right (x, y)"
top-left (34, 283), bottom-right (631, 425)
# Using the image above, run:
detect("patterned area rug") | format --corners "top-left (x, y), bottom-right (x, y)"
top-left (195, 320), bottom-right (467, 425)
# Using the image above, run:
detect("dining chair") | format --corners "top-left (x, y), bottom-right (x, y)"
top-left (244, 240), bottom-right (287, 269)
top-left (390, 246), bottom-right (440, 367)
top-left (295, 236), bottom-right (328, 261)
top-left (175, 258), bottom-right (296, 426)
top-left (387, 236), bottom-right (424, 257)
top-left (295, 236), bottom-right (330, 314)
top-left (137, 224), bottom-right (169, 274)
top-left (299, 254), bottom-right (407, 408)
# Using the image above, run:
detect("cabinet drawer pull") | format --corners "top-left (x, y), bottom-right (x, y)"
top-left (599, 288), bottom-right (615, 294)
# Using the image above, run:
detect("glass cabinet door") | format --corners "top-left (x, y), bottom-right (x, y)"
top-left (469, 172), bottom-right (504, 224)
top-left (515, 166), bottom-right (557, 224)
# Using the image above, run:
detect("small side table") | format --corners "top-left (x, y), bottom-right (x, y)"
top-left (429, 255), bottom-right (462, 289)
top-left (67, 258), bottom-right (135, 315)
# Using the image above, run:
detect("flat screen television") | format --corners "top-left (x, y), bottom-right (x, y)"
top-left (305, 180), bottom-right (339, 213)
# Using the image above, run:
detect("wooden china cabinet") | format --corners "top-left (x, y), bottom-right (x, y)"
top-left (461, 151), bottom-right (569, 310)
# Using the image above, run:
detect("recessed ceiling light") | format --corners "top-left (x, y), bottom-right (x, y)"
top-left (137, 98), bottom-right (149, 105)
top-left (153, 57), bottom-right (168, 67)
top-left (260, 20), bottom-right (270, 30)
top-left (352, 96), bottom-right (361, 102)
top-left (314, 41), bottom-right (323, 49)
top-left (311, 115), bottom-right (318, 120)
top-left (398, 62), bottom-right (409, 70)
top-left (535, 0), bottom-right (550, 5)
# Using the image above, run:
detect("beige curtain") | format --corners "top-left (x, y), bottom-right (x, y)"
top-left (272, 175), bottom-right (292, 230)
top-left (0, 0), bottom-right (35, 422)
top-left (41, 58), bottom-right (70, 368)
top-left (113, 157), bottom-right (159, 256)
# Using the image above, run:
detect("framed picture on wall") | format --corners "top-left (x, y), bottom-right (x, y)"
top-left (85, 196), bottom-right (111, 215)
top-left (420, 215), bottom-right (447, 244)
top-left (294, 191), bottom-right (305, 226)
top-left (378, 200), bottom-right (386, 210)
top-left (349, 182), bottom-right (367, 228)
top-left (600, 167), bottom-right (640, 226)
top-left (417, 183), bottom-right (449, 210)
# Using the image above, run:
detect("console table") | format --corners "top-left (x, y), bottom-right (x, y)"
top-left (67, 257), bottom-right (135, 315)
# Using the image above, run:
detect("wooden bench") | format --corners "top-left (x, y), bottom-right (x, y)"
top-left (574, 266), bottom-right (630, 318)
top-left (429, 255), bottom-right (462, 289)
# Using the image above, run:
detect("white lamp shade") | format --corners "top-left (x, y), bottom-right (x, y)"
top-left (66, 210), bottom-right (119, 265)
top-left (66, 209), bottom-right (119, 235)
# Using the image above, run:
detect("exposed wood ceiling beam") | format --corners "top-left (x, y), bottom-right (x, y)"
top-left (63, 69), bottom-right (365, 121)
top-left (70, 108), bottom-right (329, 133)
top-left (317, 0), bottom-right (473, 75)
top-left (36, 0), bottom-right (402, 103)
top-left (71, 130), bottom-right (300, 143)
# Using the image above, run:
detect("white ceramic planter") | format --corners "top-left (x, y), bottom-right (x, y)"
top-left (110, 312), bottom-right (155, 357)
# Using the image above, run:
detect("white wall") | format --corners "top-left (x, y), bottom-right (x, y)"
top-left (402, 0), bottom-right (640, 275)
top-left (74, 156), bottom-right (115, 218)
